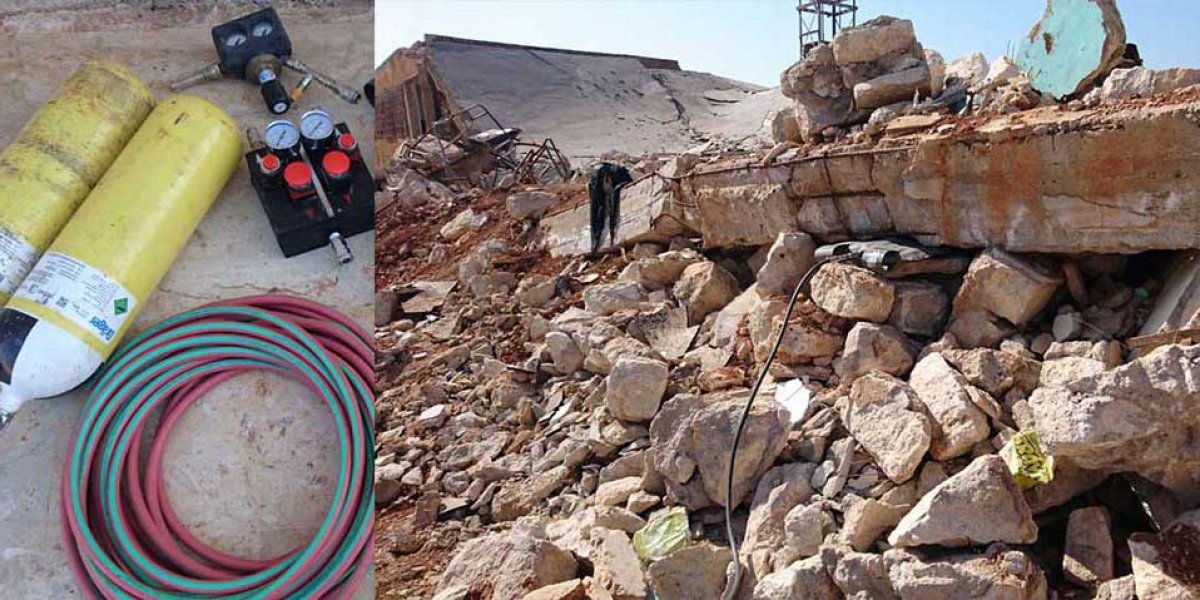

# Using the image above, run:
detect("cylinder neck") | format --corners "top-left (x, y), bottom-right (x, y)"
top-left (0, 386), bottom-right (26, 433)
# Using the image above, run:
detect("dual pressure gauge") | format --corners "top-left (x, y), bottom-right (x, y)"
top-left (264, 109), bottom-right (336, 156)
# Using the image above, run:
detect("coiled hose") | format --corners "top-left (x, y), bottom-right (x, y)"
top-left (61, 295), bottom-right (374, 599)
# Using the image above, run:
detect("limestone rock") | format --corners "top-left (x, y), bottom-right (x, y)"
top-left (584, 282), bottom-right (647, 315)
top-left (523, 579), bottom-right (586, 600)
top-left (517, 275), bottom-right (556, 307)
top-left (784, 502), bottom-right (836, 559)
top-left (605, 357), bottom-right (669, 422)
top-left (826, 547), bottom-right (898, 600)
top-left (674, 261), bottom-right (741, 325)
top-left (507, 190), bottom-right (559, 220)
top-left (646, 543), bottom-right (731, 600)
top-left (941, 348), bottom-right (1041, 398)
top-left (440, 207), bottom-right (488, 240)
top-left (649, 390), bottom-right (790, 509)
top-left (748, 299), bottom-right (844, 365)
top-left (983, 56), bottom-right (1022, 88)
top-left (741, 463), bottom-right (816, 578)
top-left (855, 65), bottom-right (932, 109)
top-left (832, 16), bottom-right (917, 65)
top-left (1029, 344), bottom-right (1200, 495)
top-left (375, 289), bottom-right (397, 326)
top-left (545, 331), bottom-right (584, 374)
top-left (780, 44), bottom-right (854, 142)
top-left (884, 547), bottom-right (1048, 600)
top-left (842, 494), bottom-right (907, 551)
top-left (619, 249), bottom-right (703, 291)
top-left (908, 354), bottom-right (991, 460)
top-left (592, 528), bottom-right (647, 600)
top-left (1064, 506), bottom-right (1114, 588)
top-left (771, 104), bottom-right (803, 144)
top-left (1095, 576), bottom-right (1136, 600)
top-left (757, 232), bottom-right (817, 297)
top-left (846, 373), bottom-right (931, 483)
top-left (925, 49), bottom-right (946, 97)
top-left (888, 455), bottom-right (1037, 547)
top-left (946, 52), bottom-right (989, 85)
top-left (753, 554), bottom-right (840, 600)
top-left (953, 248), bottom-right (1062, 327)
top-left (439, 529), bottom-right (578, 599)
top-left (492, 466), bottom-right (570, 522)
top-left (888, 281), bottom-right (948, 337)
top-left (838, 322), bottom-right (915, 383)
top-left (595, 477), bottom-right (644, 508)
top-left (811, 262), bottom-right (894, 322)
top-left (1038, 356), bottom-right (1105, 388)
top-left (1128, 526), bottom-right (1200, 600)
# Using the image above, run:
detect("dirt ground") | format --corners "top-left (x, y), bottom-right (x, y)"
top-left (0, 1), bottom-right (375, 598)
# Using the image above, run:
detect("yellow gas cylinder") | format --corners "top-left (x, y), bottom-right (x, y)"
top-left (0, 95), bottom-right (241, 425)
top-left (0, 61), bottom-right (153, 302)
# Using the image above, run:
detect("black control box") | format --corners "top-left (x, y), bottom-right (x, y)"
top-left (211, 7), bottom-right (292, 78)
top-left (246, 122), bottom-right (373, 258)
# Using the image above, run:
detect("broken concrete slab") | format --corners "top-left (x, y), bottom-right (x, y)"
top-left (1016, 0), bottom-right (1127, 98)
top-left (1090, 66), bottom-right (1200, 103)
top-left (540, 176), bottom-right (693, 257)
top-left (669, 99), bottom-right (1200, 256)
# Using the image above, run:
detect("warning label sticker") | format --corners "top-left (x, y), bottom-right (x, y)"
top-left (0, 225), bottom-right (39, 296)
top-left (13, 252), bottom-right (136, 346)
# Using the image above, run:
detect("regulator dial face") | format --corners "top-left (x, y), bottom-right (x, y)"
top-left (252, 21), bottom-right (275, 38)
top-left (300, 109), bottom-right (335, 141)
top-left (264, 120), bottom-right (300, 151)
top-left (223, 31), bottom-right (247, 48)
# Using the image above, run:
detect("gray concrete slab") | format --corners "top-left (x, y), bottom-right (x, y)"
top-left (0, 3), bottom-right (375, 598)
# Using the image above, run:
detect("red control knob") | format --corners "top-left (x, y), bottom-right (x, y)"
top-left (337, 133), bottom-right (358, 152)
top-left (259, 153), bottom-right (281, 176)
top-left (322, 150), bottom-right (351, 180)
top-left (284, 162), bottom-right (314, 194)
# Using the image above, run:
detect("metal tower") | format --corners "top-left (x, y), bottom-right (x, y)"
top-left (798, 0), bottom-right (859, 57)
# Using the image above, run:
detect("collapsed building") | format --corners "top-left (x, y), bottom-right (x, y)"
top-left (376, 1), bottom-right (1200, 599)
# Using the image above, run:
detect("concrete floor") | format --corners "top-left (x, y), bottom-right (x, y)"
top-left (0, 3), bottom-right (375, 598)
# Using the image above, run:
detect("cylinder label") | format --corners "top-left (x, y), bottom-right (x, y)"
top-left (13, 252), bottom-right (136, 345)
top-left (0, 226), bottom-right (39, 296)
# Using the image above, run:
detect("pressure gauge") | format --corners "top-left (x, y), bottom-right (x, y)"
top-left (223, 31), bottom-right (247, 48)
top-left (264, 120), bottom-right (300, 153)
top-left (251, 21), bottom-right (275, 37)
top-left (300, 109), bottom-right (336, 150)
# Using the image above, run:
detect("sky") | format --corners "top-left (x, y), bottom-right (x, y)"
top-left (375, 0), bottom-right (1199, 87)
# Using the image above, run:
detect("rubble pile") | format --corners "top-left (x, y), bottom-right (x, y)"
top-left (377, 170), bottom-right (1200, 599)
top-left (377, 2), bottom-right (1200, 599)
